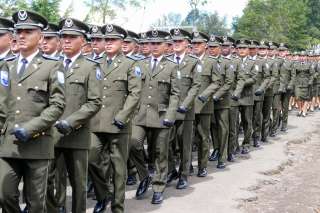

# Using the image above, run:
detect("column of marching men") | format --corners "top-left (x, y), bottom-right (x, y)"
top-left (0, 10), bottom-right (319, 213)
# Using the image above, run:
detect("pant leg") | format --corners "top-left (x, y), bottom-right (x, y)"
top-left (228, 106), bottom-right (239, 154)
top-left (216, 109), bottom-right (229, 163)
top-left (271, 94), bottom-right (281, 133)
top-left (178, 120), bottom-right (193, 178)
top-left (240, 106), bottom-right (253, 148)
top-left (211, 113), bottom-right (219, 150)
top-left (167, 123), bottom-right (179, 173)
top-left (0, 158), bottom-right (22, 213)
top-left (195, 114), bottom-right (211, 169)
top-left (261, 96), bottom-right (273, 140)
top-left (281, 92), bottom-right (290, 128)
top-left (46, 151), bottom-right (60, 213)
top-left (63, 149), bottom-right (88, 213)
top-left (253, 101), bottom-right (263, 139)
top-left (151, 128), bottom-right (170, 193)
top-left (129, 125), bottom-right (148, 181)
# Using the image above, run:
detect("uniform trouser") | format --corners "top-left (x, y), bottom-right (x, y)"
top-left (261, 95), bottom-right (273, 140)
top-left (127, 159), bottom-right (137, 177)
top-left (0, 158), bottom-right (49, 213)
top-left (228, 106), bottom-right (239, 154)
top-left (239, 105), bottom-right (253, 148)
top-left (280, 92), bottom-right (291, 128)
top-left (252, 101), bottom-right (264, 139)
top-left (194, 114), bottom-right (211, 169)
top-left (211, 113), bottom-right (218, 150)
top-left (271, 94), bottom-right (282, 134)
top-left (212, 109), bottom-right (229, 163)
top-left (168, 120), bottom-right (193, 178)
top-left (46, 153), bottom-right (67, 212)
top-left (88, 132), bottom-right (128, 213)
top-left (130, 125), bottom-right (170, 193)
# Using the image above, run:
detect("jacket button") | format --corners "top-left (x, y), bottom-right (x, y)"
top-left (148, 96), bottom-right (151, 99)
top-left (102, 105), bottom-right (105, 108)
top-left (149, 86), bottom-right (152, 89)
top-left (17, 97), bottom-right (21, 100)
top-left (18, 83), bottom-right (22, 87)
top-left (14, 124), bottom-right (19, 128)
top-left (42, 132), bottom-right (45, 135)
top-left (15, 110), bottom-right (20, 114)
top-left (104, 78), bottom-right (107, 81)
top-left (75, 80), bottom-right (79, 82)
top-left (103, 87), bottom-right (107, 90)
top-left (103, 96), bottom-right (106, 99)
top-left (147, 104), bottom-right (150, 108)
top-left (34, 86), bottom-right (39, 90)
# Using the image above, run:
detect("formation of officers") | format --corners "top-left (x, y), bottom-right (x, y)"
top-left (0, 9), bottom-right (319, 213)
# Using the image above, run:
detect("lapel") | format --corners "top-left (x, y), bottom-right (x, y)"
top-left (104, 54), bottom-right (123, 77)
top-left (9, 60), bottom-right (18, 81)
top-left (19, 53), bottom-right (42, 82)
top-left (152, 57), bottom-right (166, 77)
top-left (66, 55), bottom-right (82, 78)
top-left (179, 55), bottom-right (188, 71)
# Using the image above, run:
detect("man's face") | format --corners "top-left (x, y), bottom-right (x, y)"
top-left (41, 36), bottom-right (59, 55)
top-left (91, 37), bottom-right (106, 55)
top-left (166, 43), bottom-right (173, 54)
top-left (192, 42), bottom-right (207, 56)
top-left (122, 40), bottom-right (136, 55)
top-left (208, 46), bottom-right (221, 57)
top-left (105, 38), bottom-right (123, 55)
top-left (237, 47), bottom-right (249, 58)
top-left (61, 34), bottom-right (84, 57)
top-left (0, 33), bottom-right (12, 53)
top-left (173, 39), bottom-right (188, 54)
top-left (141, 42), bottom-right (152, 56)
top-left (151, 42), bottom-right (166, 58)
top-left (278, 50), bottom-right (286, 58)
top-left (249, 48), bottom-right (257, 56)
top-left (258, 48), bottom-right (268, 57)
top-left (221, 46), bottom-right (231, 56)
top-left (16, 29), bottom-right (42, 53)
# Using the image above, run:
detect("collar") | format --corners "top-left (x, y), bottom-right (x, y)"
top-left (18, 50), bottom-right (39, 64)
top-left (94, 52), bottom-right (105, 58)
top-left (64, 51), bottom-right (81, 67)
top-left (0, 49), bottom-right (11, 59)
top-left (174, 51), bottom-right (186, 63)
top-left (198, 53), bottom-right (205, 61)
top-left (151, 55), bottom-right (163, 63)
top-left (106, 54), bottom-right (117, 61)
top-left (126, 51), bottom-right (135, 57)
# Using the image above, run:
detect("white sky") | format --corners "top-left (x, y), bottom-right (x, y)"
top-left (60, 0), bottom-right (248, 32)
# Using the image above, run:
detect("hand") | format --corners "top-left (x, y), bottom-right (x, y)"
top-left (278, 89), bottom-right (285, 94)
top-left (198, 95), bottom-right (207, 103)
top-left (212, 96), bottom-right (220, 102)
top-left (163, 119), bottom-right (174, 127)
top-left (10, 127), bottom-right (30, 142)
top-left (231, 94), bottom-right (239, 101)
top-left (177, 106), bottom-right (188, 113)
top-left (254, 89), bottom-right (263, 96)
top-left (113, 119), bottom-right (125, 129)
top-left (55, 120), bottom-right (73, 135)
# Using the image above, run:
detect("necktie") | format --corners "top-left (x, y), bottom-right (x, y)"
top-left (152, 58), bottom-right (157, 72)
top-left (107, 58), bottom-right (112, 67)
top-left (64, 58), bottom-right (72, 71)
top-left (18, 58), bottom-right (28, 79)
top-left (176, 56), bottom-right (181, 65)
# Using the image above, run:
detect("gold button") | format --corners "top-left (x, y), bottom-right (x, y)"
top-left (103, 87), bottom-right (107, 90)
top-left (104, 78), bottom-right (107, 81)
top-left (75, 80), bottom-right (79, 82)
top-left (15, 110), bottom-right (20, 114)
top-left (18, 83), bottom-right (22, 87)
top-left (103, 96), bottom-right (106, 98)
top-left (148, 96), bottom-right (151, 99)
top-left (17, 97), bottom-right (21, 100)
top-left (149, 86), bottom-right (152, 89)
top-left (34, 86), bottom-right (39, 90)
top-left (102, 105), bottom-right (105, 108)
top-left (14, 124), bottom-right (19, 128)
top-left (147, 104), bottom-right (150, 108)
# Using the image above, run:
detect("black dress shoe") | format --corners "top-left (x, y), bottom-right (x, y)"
top-left (234, 146), bottom-right (241, 155)
top-left (166, 169), bottom-right (179, 184)
top-left (280, 127), bottom-right (287, 132)
top-left (189, 164), bottom-right (194, 175)
top-left (216, 162), bottom-right (226, 169)
top-left (261, 137), bottom-right (268, 143)
top-left (136, 176), bottom-right (152, 199)
top-left (22, 206), bottom-right (29, 213)
top-left (176, 177), bottom-right (188, 189)
top-left (58, 206), bottom-right (66, 213)
top-left (253, 138), bottom-right (260, 148)
top-left (241, 147), bottom-right (250, 155)
top-left (151, 192), bottom-right (164, 204)
top-left (208, 149), bottom-right (219, 161)
top-left (126, 175), bottom-right (137, 185)
top-left (93, 197), bottom-right (111, 213)
top-left (197, 168), bottom-right (208, 177)
top-left (227, 154), bottom-right (235, 162)
top-left (269, 132), bottom-right (276, 137)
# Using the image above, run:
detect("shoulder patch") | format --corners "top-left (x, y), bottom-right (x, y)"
top-left (96, 67), bottom-right (102, 80)
top-left (42, 54), bottom-right (60, 61)
top-left (197, 64), bottom-right (202, 73)
top-left (4, 55), bottom-right (17, 62)
top-left (85, 57), bottom-right (101, 64)
top-left (134, 66), bottom-right (142, 77)
top-left (0, 70), bottom-right (9, 87)
top-left (57, 71), bottom-right (65, 84)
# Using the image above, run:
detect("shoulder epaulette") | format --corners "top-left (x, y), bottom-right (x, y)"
top-left (165, 57), bottom-right (177, 64)
top-left (4, 55), bottom-right (17, 62)
top-left (165, 53), bottom-right (174, 58)
top-left (208, 56), bottom-right (219, 60)
top-left (126, 55), bottom-right (145, 61)
top-left (85, 57), bottom-right (101, 64)
top-left (42, 54), bottom-right (60, 61)
top-left (188, 54), bottom-right (199, 59)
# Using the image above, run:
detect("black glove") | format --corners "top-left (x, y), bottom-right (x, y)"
top-left (55, 120), bottom-right (73, 135)
top-left (177, 106), bottom-right (188, 113)
top-left (198, 95), bottom-right (207, 103)
top-left (212, 96), bottom-right (220, 102)
top-left (254, 89), bottom-right (263, 96)
top-left (163, 119), bottom-right (174, 127)
top-left (231, 94), bottom-right (239, 101)
top-left (10, 127), bottom-right (30, 142)
top-left (113, 119), bottom-right (125, 129)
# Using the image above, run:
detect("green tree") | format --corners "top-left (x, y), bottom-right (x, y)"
top-left (152, 12), bottom-right (182, 29)
top-left (0, 0), bottom-right (29, 17)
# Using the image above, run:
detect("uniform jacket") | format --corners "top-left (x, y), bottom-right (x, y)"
top-left (279, 58), bottom-right (296, 93)
top-left (254, 56), bottom-right (271, 101)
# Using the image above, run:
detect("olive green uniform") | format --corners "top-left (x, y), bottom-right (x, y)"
top-left (88, 53), bottom-right (141, 213)
top-left (270, 57), bottom-right (282, 135)
top-left (294, 61), bottom-right (313, 100)
top-left (0, 53), bottom-right (65, 213)
top-left (130, 56), bottom-right (180, 193)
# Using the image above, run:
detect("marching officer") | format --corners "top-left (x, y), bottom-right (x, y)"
top-left (48, 18), bottom-right (102, 213)
top-left (130, 29), bottom-right (180, 204)
top-left (88, 24), bottom-right (142, 213)
top-left (166, 28), bottom-right (201, 189)
top-left (90, 25), bottom-right (106, 60)
top-left (41, 23), bottom-right (61, 58)
top-left (0, 18), bottom-right (15, 59)
top-left (0, 10), bottom-right (65, 212)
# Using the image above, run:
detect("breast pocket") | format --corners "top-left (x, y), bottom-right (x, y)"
top-left (158, 78), bottom-right (170, 93)
top-left (27, 81), bottom-right (49, 103)
top-left (113, 76), bottom-right (128, 91)
top-left (68, 76), bottom-right (86, 95)
top-left (181, 75), bottom-right (192, 87)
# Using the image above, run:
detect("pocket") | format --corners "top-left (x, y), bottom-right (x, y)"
top-left (181, 76), bottom-right (192, 86)
top-left (69, 76), bottom-right (86, 94)
top-left (27, 81), bottom-right (48, 103)
top-left (113, 76), bottom-right (127, 91)
top-left (158, 104), bottom-right (168, 112)
top-left (158, 79), bottom-right (170, 92)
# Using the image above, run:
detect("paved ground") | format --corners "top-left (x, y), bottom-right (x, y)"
top-left (2, 110), bottom-right (320, 213)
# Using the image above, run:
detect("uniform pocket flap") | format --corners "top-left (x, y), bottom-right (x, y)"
top-left (69, 76), bottom-right (86, 84)
top-left (158, 104), bottom-right (168, 112)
